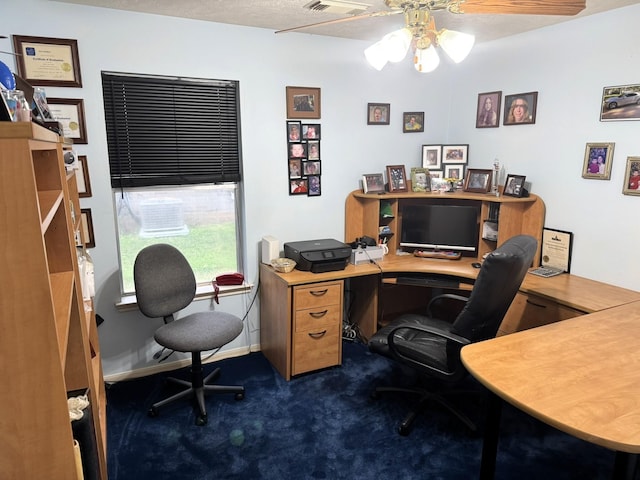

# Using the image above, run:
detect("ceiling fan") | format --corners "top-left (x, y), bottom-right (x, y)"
top-left (276, 0), bottom-right (586, 73)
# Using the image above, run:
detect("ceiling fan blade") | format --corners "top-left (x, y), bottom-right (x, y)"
top-left (275, 9), bottom-right (402, 34)
top-left (459, 0), bottom-right (585, 16)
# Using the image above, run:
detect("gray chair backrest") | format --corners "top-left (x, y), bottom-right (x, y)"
top-left (133, 244), bottom-right (196, 319)
top-left (452, 235), bottom-right (537, 342)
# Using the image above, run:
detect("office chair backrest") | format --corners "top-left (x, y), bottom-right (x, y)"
top-left (452, 235), bottom-right (537, 342)
top-left (133, 244), bottom-right (197, 319)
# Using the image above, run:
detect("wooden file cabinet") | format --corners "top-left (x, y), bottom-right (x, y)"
top-left (292, 281), bottom-right (343, 376)
top-left (498, 292), bottom-right (585, 335)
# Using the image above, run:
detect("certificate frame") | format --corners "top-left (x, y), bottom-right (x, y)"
top-left (46, 98), bottom-right (88, 144)
top-left (541, 228), bottom-right (573, 273)
top-left (80, 208), bottom-right (95, 248)
top-left (12, 35), bottom-right (83, 88)
top-left (77, 155), bottom-right (92, 198)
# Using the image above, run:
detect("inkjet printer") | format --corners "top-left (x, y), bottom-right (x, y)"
top-left (284, 238), bottom-right (351, 273)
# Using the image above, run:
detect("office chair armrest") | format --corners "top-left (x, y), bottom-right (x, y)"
top-left (426, 293), bottom-right (469, 318)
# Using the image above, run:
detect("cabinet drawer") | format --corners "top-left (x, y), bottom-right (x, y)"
top-left (293, 282), bottom-right (342, 310)
top-left (499, 292), bottom-right (585, 335)
top-left (292, 323), bottom-right (341, 376)
top-left (295, 304), bottom-right (342, 332)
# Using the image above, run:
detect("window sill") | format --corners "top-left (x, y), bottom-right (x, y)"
top-left (116, 283), bottom-right (252, 312)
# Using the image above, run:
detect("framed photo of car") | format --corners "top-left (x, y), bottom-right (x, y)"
top-left (600, 84), bottom-right (640, 122)
top-left (503, 92), bottom-right (538, 125)
top-left (463, 168), bottom-right (492, 193)
top-left (503, 174), bottom-right (527, 197)
top-left (582, 142), bottom-right (615, 180)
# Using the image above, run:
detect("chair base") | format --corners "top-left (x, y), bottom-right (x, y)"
top-left (148, 351), bottom-right (244, 426)
top-left (371, 385), bottom-right (477, 436)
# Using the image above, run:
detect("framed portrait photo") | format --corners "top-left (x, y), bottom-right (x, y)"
top-left (444, 164), bottom-right (465, 182)
top-left (582, 142), bottom-right (614, 180)
top-left (302, 123), bottom-right (321, 140)
top-left (386, 165), bottom-right (408, 193)
top-left (307, 140), bottom-right (320, 160)
top-left (464, 168), bottom-right (493, 193)
top-left (476, 91), bottom-right (501, 128)
top-left (308, 175), bottom-right (321, 197)
top-left (288, 142), bottom-right (307, 159)
top-left (290, 178), bottom-right (309, 195)
top-left (622, 156), bottom-right (640, 196)
top-left (600, 84), bottom-right (640, 122)
top-left (46, 97), bottom-right (88, 144)
top-left (367, 103), bottom-right (390, 125)
top-left (403, 111), bottom-right (424, 132)
top-left (422, 145), bottom-right (442, 169)
top-left (504, 92), bottom-right (538, 125)
top-left (12, 35), bottom-right (83, 88)
top-left (442, 144), bottom-right (468, 164)
top-left (287, 120), bottom-right (301, 142)
top-left (362, 173), bottom-right (385, 194)
top-left (503, 174), bottom-right (527, 197)
top-left (286, 86), bottom-right (321, 119)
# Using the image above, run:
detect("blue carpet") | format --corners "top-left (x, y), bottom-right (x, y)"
top-left (107, 341), bottom-right (616, 479)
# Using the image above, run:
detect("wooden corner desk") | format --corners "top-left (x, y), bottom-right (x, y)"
top-left (260, 254), bottom-right (640, 381)
top-left (462, 299), bottom-right (640, 479)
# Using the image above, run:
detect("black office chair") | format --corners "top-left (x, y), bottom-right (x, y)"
top-left (134, 243), bottom-right (245, 426)
top-left (368, 235), bottom-right (537, 435)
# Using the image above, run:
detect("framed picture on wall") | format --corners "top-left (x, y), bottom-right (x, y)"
top-left (622, 156), bottom-right (640, 196)
top-left (476, 91), bottom-right (501, 128)
top-left (287, 121), bottom-right (301, 141)
top-left (77, 155), bottom-right (92, 197)
top-left (582, 142), bottom-right (614, 179)
top-left (367, 103), bottom-right (390, 125)
top-left (286, 86), bottom-right (321, 119)
top-left (600, 84), bottom-right (640, 122)
top-left (403, 111), bottom-right (424, 132)
top-left (302, 124), bottom-right (321, 139)
top-left (80, 208), bottom-right (95, 248)
top-left (12, 35), bottom-right (83, 88)
top-left (503, 92), bottom-right (538, 125)
top-left (46, 97), bottom-right (88, 144)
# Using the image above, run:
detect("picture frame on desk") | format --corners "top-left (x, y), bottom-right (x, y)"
top-left (362, 173), bottom-right (385, 194)
top-left (386, 165), bottom-right (408, 193)
top-left (464, 168), bottom-right (492, 193)
top-left (503, 174), bottom-right (527, 197)
top-left (442, 144), bottom-right (468, 164)
top-left (410, 167), bottom-right (431, 192)
top-left (444, 164), bottom-right (465, 183)
top-left (422, 145), bottom-right (442, 169)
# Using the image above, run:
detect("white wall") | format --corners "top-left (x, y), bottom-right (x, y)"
top-left (1, 0), bottom-right (638, 378)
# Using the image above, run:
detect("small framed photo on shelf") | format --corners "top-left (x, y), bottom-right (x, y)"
top-left (503, 174), bottom-right (527, 197)
top-left (386, 165), bottom-right (408, 193)
top-left (582, 142), bottom-right (614, 180)
top-left (464, 168), bottom-right (493, 193)
top-left (410, 167), bottom-right (431, 192)
top-left (403, 112), bottom-right (424, 132)
top-left (367, 103), bottom-right (390, 125)
top-left (422, 145), bottom-right (442, 169)
top-left (476, 91), bottom-right (501, 128)
top-left (302, 124), bottom-right (321, 140)
top-left (503, 92), bottom-right (538, 125)
top-left (287, 121), bottom-right (301, 141)
top-left (362, 173), bottom-right (385, 194)
top-left (622, 156), bottom-right (640, 196)
top-left (444, 164), bottom-right (465, 182)
top-left (286, 86), bottom-right (321, 119)
top-left (442, 144), bottom-right (468, 164)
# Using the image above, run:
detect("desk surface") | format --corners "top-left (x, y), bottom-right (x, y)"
top-left (267, 255), bottom-right (640, 313)
top-left (461, 300), bottom-right (640, 453)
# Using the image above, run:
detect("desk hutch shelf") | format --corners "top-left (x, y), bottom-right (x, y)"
top-left (345, 188), bottom-right (545, 266)
top-left (0, 122), bottom-right (106, 479)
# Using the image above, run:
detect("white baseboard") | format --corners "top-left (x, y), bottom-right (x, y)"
top-left (104, 343), bottom-right (261, 383)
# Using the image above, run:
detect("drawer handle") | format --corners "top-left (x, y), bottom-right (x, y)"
top-left (309, 289), bottom-right (328, 297)
top-left (308, 330), bottom-right (327, 339)
top-left (526, 299), bottom-right (548, 309)
top-left (309, 310), bottom-right (328, 318)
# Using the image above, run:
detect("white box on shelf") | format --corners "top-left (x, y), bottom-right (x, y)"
top-left (261, 235), bottom-right (280, 264)
top-left (350, 246), bottom-right (384, 265)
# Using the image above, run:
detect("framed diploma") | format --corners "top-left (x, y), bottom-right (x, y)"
top-left (80, 209), bottom-right (95, 248)
top-left (12, 35), bottom-right (83, 88)
top-left (541, 228), bottom-right (573, 272)
top-left (77, 155), bottom-right (92, 198)
top-left (46, 98), bottom-right (88, 144)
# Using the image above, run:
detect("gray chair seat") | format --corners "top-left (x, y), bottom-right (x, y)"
top-left (155, 311), bottom-right (243, 353)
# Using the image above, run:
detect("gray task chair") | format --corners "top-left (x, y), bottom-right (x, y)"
top-left (369, 235), bottom-right (537, 435)
top-left (134, 243), bottom-right (245, 426)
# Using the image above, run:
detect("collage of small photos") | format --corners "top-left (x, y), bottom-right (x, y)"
top-left (287, 121), bottom-right (321, 196)
top-left (421, 144), bottom-right (469, 187)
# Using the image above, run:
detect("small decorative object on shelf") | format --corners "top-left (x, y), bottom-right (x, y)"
top-left (492, 158), bottom-right (500, 196)
top-left (444, 177), bottom-right (458, 192)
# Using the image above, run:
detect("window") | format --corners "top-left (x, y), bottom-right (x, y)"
top-left (102, 72), bottom-right (243, 295)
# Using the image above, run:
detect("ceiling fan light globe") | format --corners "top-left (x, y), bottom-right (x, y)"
top-left (414, 45), bottom-right (439, 73)
top-left (382, 28), bottom-right (411, 62)
top-left (364, 41), bottom-right (388, 70)
top-left (439, 29), bottom-right (475, 63)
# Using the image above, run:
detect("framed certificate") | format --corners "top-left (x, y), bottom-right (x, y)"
top-left (541, 228), bottom-right (573, 272)
top-left (46, 98), bottom-right (88, 144)
top-left (12, 35), bottom-right (83, 88)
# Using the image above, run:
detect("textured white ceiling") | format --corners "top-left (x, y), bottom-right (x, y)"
top-left (50, 0), bottom-right (639, 43)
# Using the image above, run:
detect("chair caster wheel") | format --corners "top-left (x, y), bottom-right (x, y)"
top-left (235, 392), bottom-right (244, 401)
top-left (398, 423), bottom-right (411, 436)
top-left (196, 414), bottom-right (208, 426)
top-left (148, 407), bottom-right (158, 418)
